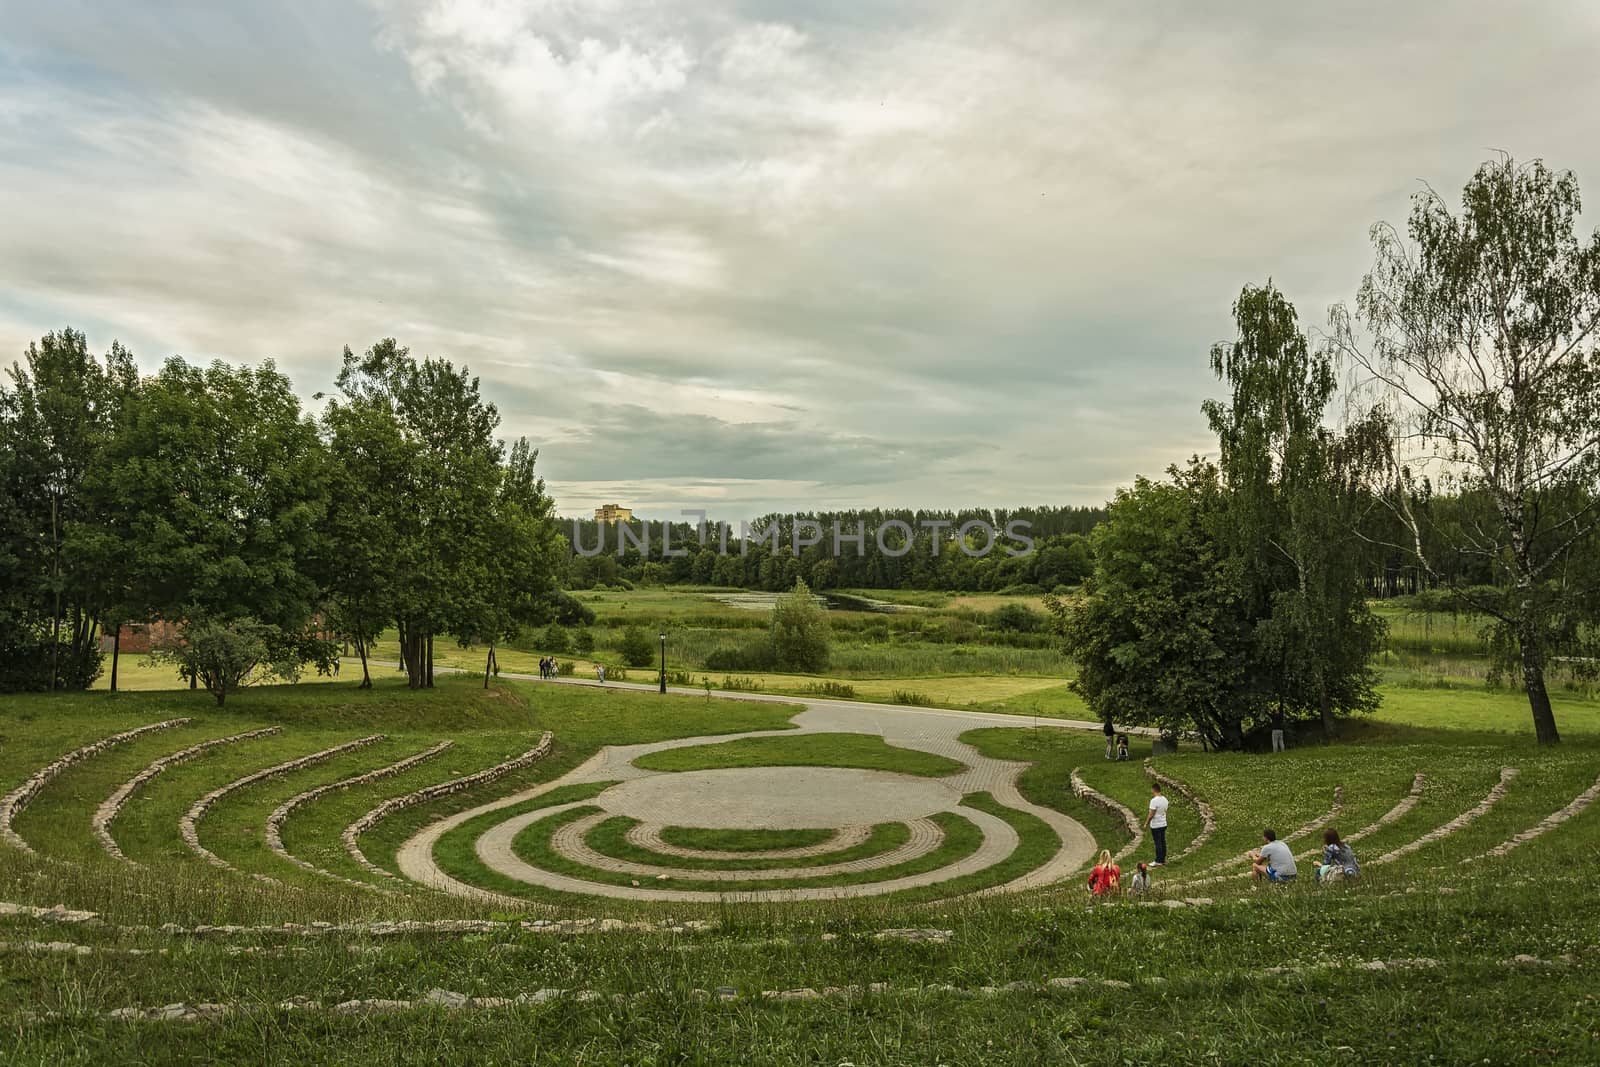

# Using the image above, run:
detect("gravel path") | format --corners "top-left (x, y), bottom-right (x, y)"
top-left (548, 812), bottom-right (947, 882)
top-left (395, 687), bottom-right (1100, 903)
top-left (625, 823), bottom-right (871, 860)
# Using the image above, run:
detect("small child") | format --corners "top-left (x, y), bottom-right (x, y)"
top-left (1129, 862), bottom-right (1151, 894)
top-left (1116, 734), bottom-right (1130, 761)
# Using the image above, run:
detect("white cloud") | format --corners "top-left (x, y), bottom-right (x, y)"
top-left (2, 2), bottom-right (1598, 515)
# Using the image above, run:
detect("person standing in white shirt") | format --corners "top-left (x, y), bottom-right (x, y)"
top-left (1144, 781), bottom-right (1169, 866)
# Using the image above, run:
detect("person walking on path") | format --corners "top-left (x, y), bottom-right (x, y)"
top-left (1144, 781), bottom-right (1169, 866)
top-left (596, 664), bottom-right (606, 684)
top-left (1270, 708), bottom-right (1286, 753)
top-left (1103, 719), bottom-right (1116, 760)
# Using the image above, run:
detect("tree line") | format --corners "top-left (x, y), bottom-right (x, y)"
top-left (564, 507), bottom-right (1103, 594)
top-left (1055, 156), bottom-right (1600, 748)
top-left (0, 338), bottom-right (565, 702)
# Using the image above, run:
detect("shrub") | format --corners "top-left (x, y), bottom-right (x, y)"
top-left (771, 578), bottom-right (830, 672)
top-left (891, 689), bottom-right (932, 706)
top-left (152, 617), bottom-right (293, 707)
top-left (573, 628), bottom-right (595, 654)
top-left (989, 603), bottom-right (1044, 633)
top-left (557, 660), bottom-right (576, 676)
top-left (618, 625), bottom-right (656, 668)
top-left (550, 591), bottom-right (596, 626)
top-left (704, 638), bottom-right (775, 672)
top-left (0, 627), bottom-right (103, 692)
top-left (800, 680), bottom-right (857, 698)
top-left (541, 623), bottom-right (570, 653)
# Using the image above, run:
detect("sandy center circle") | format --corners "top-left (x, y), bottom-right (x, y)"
top-left (595, 767), bottom-right (965, 830)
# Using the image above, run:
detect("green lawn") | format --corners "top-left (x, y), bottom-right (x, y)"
top-left (582, 818), bottom-right (912, 872)
top-left (631, 732), bottom-right (966, 777)
top-left (501, 805), bottom-right (985, 895)
top-left (658, 826), bottom-right (835, 852)
top-left (5, 664), bottom-right (1600, 1063)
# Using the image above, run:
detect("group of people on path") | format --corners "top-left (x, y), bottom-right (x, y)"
top-left (1087, 780), bottom-right (1170, 897)
top-left (1089, 777), bottom-right (1361, 897)
top-left (1249, 827), bottom-right (1361, 885)
top-left (537, 657), bottom-right (559, 679)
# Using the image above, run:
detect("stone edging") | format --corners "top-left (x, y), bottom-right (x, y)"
top-left (95, 728), bottom-right (283, 863)
top-left (1346, 774), bottom-right (1427, 844)
top-left (1371, 768), bottom-right (1517, 866)
top-left (179, 736), bottom-right (386, 880)
top-left (1284, 785), bottom-right (1344, 845)
top-left (343, 732), bottom-right (554, 879)
top-left (1, 720), bottom-right (192, 854)
top-left (264, 741), bottom-right (454, 891)
top-left (1069, 768), bottom-right (1142, 862)
top-left (1142, 763), bottom-right (1216, 865)
top-left (1467, 771), bottom-right (1600, 862)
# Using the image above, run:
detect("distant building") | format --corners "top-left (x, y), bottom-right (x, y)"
top-left (594, 503), bottom-right (633, 524)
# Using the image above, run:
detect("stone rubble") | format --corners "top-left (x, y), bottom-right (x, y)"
top-left (1372, 768), bottom-right (1518, 866)
top-left (1471, 771), bottom-right (1600, 861)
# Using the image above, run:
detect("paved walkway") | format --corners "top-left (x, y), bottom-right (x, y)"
top-left (394, 679), bottom-right (1103, 904)
top-left (626, 823), bottom-right (871, 860)
top-left (547, 812), bottom-right (948, 883)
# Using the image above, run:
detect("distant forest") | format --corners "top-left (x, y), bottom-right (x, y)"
top-left (560, 498), bottom-right (1500, 597)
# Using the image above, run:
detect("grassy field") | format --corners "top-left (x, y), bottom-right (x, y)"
top-left (631, 733), bottom-right (966, 777)
top-left (7, 599), bottom-right (1600, 1062)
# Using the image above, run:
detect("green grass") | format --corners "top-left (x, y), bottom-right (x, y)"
top-left (499, 806), bottom-right (986, 895)
top-left (6, 651), bottom-right (1600, 1063)
top-left (658, 826), bottom-right (835, 852)
top-left (631, 732), bottom-right (965, 777)
top-left (583, 818), bottom-right (912, 872)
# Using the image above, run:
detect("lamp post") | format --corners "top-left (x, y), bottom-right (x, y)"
top-left (659, 633), bottom-right (667, 694)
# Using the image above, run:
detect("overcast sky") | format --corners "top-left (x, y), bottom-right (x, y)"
top-left (3, 2), bottom-right (1598, 518)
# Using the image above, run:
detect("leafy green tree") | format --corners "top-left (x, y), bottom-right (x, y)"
top-left (152, 616), bottom-right (294, 706)
top-left (541, 623), bottom-right (571, 653)
top-left (770, 578), bottom-right (830, 672)
top-left (1049, 463), bottom-right (1258, 749)
top-left (322, 391), bottom-right (408, 687)
top-left (1332, 157), bottom-right (1600, 744)
top-left (328, 340), bottom-right (564, 690)
top-left (618, 624), bottom-right (655, 668)
top-left (1205, 282), bottom-right (1383, 739)
top-left (0, 330), bottom-right (137, 690)
top-left (96, 357), bottom-right (331, 680)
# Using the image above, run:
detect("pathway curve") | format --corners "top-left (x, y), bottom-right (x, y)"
top-left (396, 689), bottom-right (1100, 904)
top-left (626, 823), bottom-right (871, 861)
top-left (547, 813), bottom-right (947, 882)
top-left (470, 800), bottom-right (1017, 903)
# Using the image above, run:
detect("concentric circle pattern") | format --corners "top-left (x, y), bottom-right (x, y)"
top-left (397, 701), bottom-right (1101, 903)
